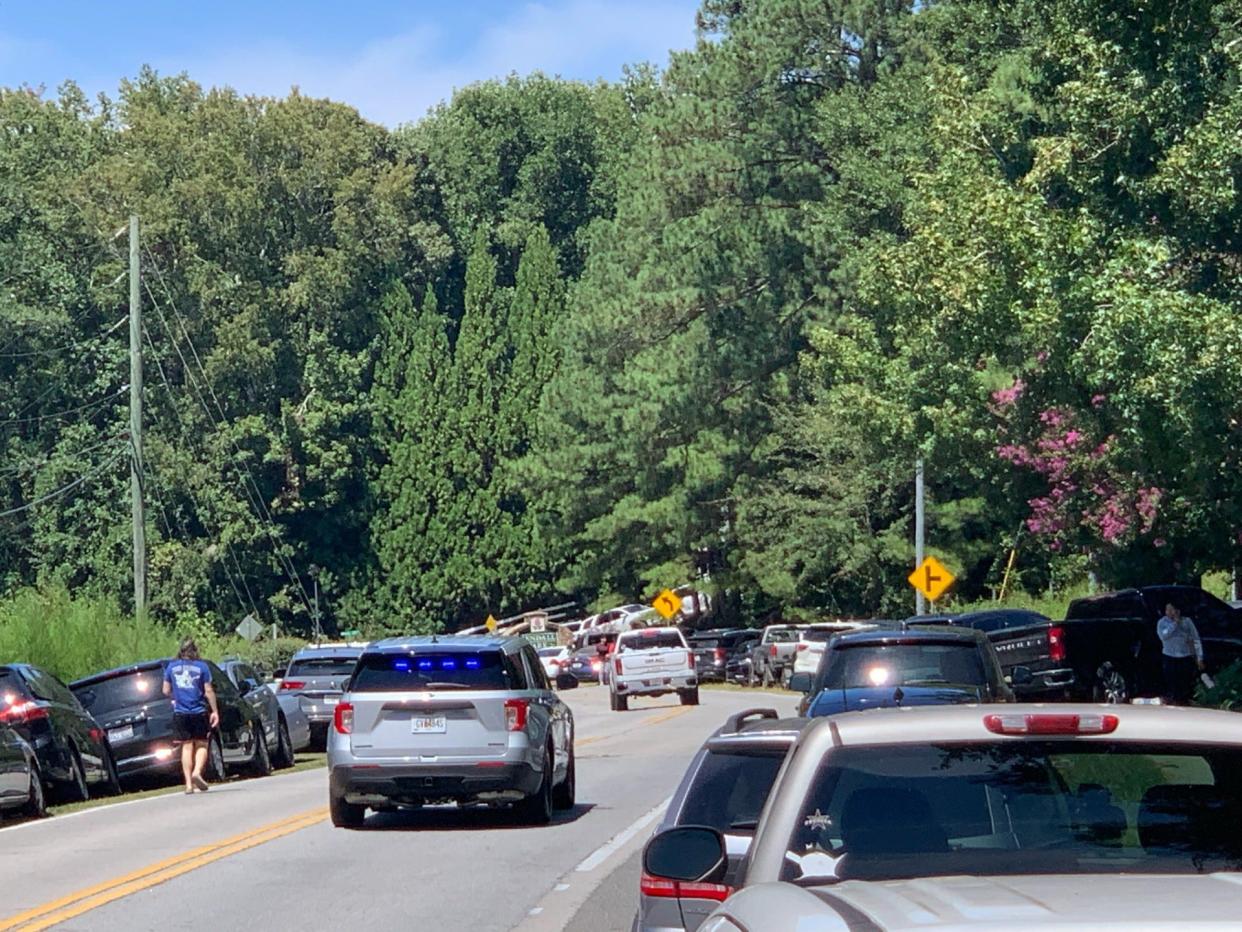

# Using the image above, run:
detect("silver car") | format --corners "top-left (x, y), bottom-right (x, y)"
top-left (327, 635), bottom-right (577, 828)
top-left (279, 646), bottom-right (363, 749)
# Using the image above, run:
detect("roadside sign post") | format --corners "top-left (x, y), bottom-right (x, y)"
top-left (235, 613), bottom-right (263, 642)
top-left (652, 589), bottom-right (682, 621)
top-left (485, 614), bottom-right (498, 634)
top-left (908, 556), bottom-right (955, 606)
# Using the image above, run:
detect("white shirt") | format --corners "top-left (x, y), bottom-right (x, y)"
top-left (1157, 615), bottom-right (1203, 662)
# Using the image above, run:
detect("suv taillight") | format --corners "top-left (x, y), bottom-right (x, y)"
top-left (769, 644), bottom-right (778, 658)
top-left (504, 699), bottom-right (529, 732)
top-left (614, 657), bottom-right (624, 675)
top-left (714, 648), bottom-right (726, 662)
top-left (0, 700), bottom-right (49, 725)
top-left (333, 702), bottom-right (353, 734)
top-left (640, 871), bottom-right (732, 902)
top-left (280, 680), bottom-right (306, 691)
top-left (1048, 625), bottom-right (1066, 663)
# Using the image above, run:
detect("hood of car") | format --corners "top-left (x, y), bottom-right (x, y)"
top-left (722, 875), bottom-right (1242, 930)
top-left (807, 684), bottom-right (981, 716)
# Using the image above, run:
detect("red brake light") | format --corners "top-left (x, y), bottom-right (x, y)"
top-left (280, 680), bottom-right (306, 691)
top-left (614, 657), bottom-right (624, 675)
top-left (504, 699), bottom-right (529, 732)
top-left (984, 713), bottom-right (1118, 736)
top-left (796, 643), bottom-right (808, 652)
top-left (714, 648), bottom-right (726, 661)
top-left (333, 702), bottom-right (354, 734)
top-left (769, 644), bottom-right (778, 657)
top-left (640, 871), bottom-right (732, 902)
top-left (0, 700), bottom-right (50, 725)
top-left (1048, 625), bottom-right (1066, 663)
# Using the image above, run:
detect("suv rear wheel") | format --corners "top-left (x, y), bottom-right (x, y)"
top-left (552, 747), bottom-right (575, 811)
top-left (679, 688), bottom-right (700, 706)
top-left (20, 766), bottom-right (47, 819)
top-left (515, 749), bottom-right (553, 824)
top-left (330, 792), bottom-right (366, 828)
top-left (610, 691), bottom-right (628, 712)
top-left (248, 726), bottom-right (272, 777)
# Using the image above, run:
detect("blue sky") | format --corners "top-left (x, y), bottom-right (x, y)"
top-left (0, 1), bottom-right (701, 125)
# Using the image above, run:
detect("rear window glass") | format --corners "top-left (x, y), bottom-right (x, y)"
top-left (965, 612), bottom-right (1049, 633)
top-left (349, 651), bottom-right (513, 692)
top-left (621, 630), bottom-right (685, 650)
top-left (0, 670), bottom-right (31, 703)
top-left (767, 629), bottom-right (798, 642)
top-left (784, 743), bottom-right (1242, 884)
top-left (72, 671), bottom-right (164, 716)
top-left (821, 643), bottom-right (986, 690)
top-left (802, 629), bottom-right (842, 643)
top-left (287, 657), bottom-right (358, 677)
top-left (679, 750), bottom-right (786, 834)
top-left (691, 637), bottom-right (722, 648)
top-left (537, 647), bottom-right (564, 657)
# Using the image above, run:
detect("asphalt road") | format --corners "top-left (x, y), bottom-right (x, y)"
top-left (0, 685), bottom-right (796, 932)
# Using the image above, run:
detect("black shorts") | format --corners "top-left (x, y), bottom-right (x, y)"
top-left (172, 711), bottom-right (211, 741)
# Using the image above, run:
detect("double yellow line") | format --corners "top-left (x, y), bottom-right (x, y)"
top-left (0, 807), bottom-right (325, 931)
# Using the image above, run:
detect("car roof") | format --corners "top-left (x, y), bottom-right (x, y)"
top-left (69, 659), bottom-right (169, 688)
top-left (289, 645), bottom-right (366, 658)
top-left (363, 634), bottom-right (525, 653)
top-left (705, 708), bottom-right (809, 749)
top-left (829, 624), bottom-right (988, 647)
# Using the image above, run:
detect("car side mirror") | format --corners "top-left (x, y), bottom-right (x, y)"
top-left (556, 673), bottom-right (578, 691)
top-left (1009, 666), bottom-right (1033, 686)
top-left (643, 826), bottom-right (727, 885)
top-left (789, 672), bottom-right (813, 693)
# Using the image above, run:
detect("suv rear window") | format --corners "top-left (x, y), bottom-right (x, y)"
top-left (71, 670), bottom-right (164, 716)
top-left (822, 643), bottom-right (986, 690)
top-left (349, 651), bottom-right (514, 692)
top-left (679, 749), bottom-right (786, 834)
top-left (0, 670), bottom-right (31, 703)
top-left (287, 657), bottom-right (358, 677)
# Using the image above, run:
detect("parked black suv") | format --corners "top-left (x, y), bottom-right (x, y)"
top-left (688, 629), bottom-right (761, 682)
top-left (0, 664), bottom-right (120, 800)
top-left (71, 659), bottom-right (272, 785)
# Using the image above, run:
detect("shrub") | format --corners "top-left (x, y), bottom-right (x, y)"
top-left (1196, 659), bottom-right (1242, 710)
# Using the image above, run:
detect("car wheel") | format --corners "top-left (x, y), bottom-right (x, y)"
top-left (248, 725), bottom-right (272, 777)
top-left (780, 667), bottom-right (792, 690)
top-left (273, 718), bottom-right (295, 769)
top-left (516, 749), bottom-right (554, 825)
top-left (206, 734), bottom-right (226, 782)
top-left (309, 724), bottom-right (328, 752)
top-left (611, 692), bottom-right (628, 712)
top-left (552, 747), bottom-right (575, 811)
top-left (761, 664), bottom-right (774, 689)
top-left (100, 743), bottom-right (122, 796)
top-left (1093, 662), bottom-right (1130, 704)
top-left (57, 746), bottom-right (89, 803)
top-left (329, 791), bottom-right (366, 829)
top-left (20, 766), bottom-right (47, 819)
top-left (679, 688), bottom-right (700, 707)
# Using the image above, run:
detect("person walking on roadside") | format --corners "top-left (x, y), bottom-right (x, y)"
top-left (163, 638), bottom-right (220, 794)
top-left (1157, 603), bottom-right (1204, 705)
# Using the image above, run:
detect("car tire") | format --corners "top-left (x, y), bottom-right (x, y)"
top-left (273, 717), bottom-right (295, 769)
top-left (781, 667), bottom-right (792, 690)
top-left (679, 688), bottom-right (700, 706)
top-left (57, 746), bottom-right (90, 803)
top-left (20, 766), bottom-right (47, 819)
top-left (552, 747), bottom-right (575, 811)
top-left (516, 749), bottom-right (554, 825)
top-left (205, 734), bottom-right (227, 783)
top-left (329, 792), bottom-right (366, 829)
top-left (309, 724), bottom-right (328, 752)
top-left (248, 725), bottom-right (272, 777)
top-left (611, 692), bottom-right (628, 712)
top-left (1093, 662), bottom-right (1131, 704)
top-left (761, 664), bottom-right (774, 689)
top-left (99, 743), bottom-right (122, 796)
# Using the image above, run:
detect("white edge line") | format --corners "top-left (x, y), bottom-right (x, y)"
top-left (0, 763), bottom-right (323, 834)
top-left (574, 795), bottom-right (671, 873)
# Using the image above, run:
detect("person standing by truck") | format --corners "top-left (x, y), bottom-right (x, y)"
top-left (1157, 603), bottom-right (1204, 704)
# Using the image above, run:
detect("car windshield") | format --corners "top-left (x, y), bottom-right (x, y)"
top-left (72, 670), bottom-right (164, 716)
top-left (349, 651), bottom-right (511, 691)
top-left (783, 742), bottom-right (1242, 884)
top-left (621, 630), bottom-right (684, 650)
top-left (821, 643), bottom-right (986, 690)
top-left (286, 657), bottom-right (358, 677)
top-left (680, 749), bottom-right (787, 835)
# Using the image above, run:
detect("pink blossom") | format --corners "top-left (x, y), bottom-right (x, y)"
top-left (1154, 538), bottom-right (1167, 548)
top-left (1091, 394), bottom-right (1107, 408)
top-left (991, 378), bottom-right (1025, 407)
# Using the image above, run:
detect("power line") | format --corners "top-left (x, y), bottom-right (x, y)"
top-left (0, 449), bottom-right (126, 519)
top-left (0, 385), bottom-right (129, 427)
top-left (0, 435), bottom-right (127, 480)
top-left (0, 316), bottom-right (129, 359)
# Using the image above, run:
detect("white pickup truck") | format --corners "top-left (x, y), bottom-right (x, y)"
top-left (609, 627), bottom-right (698, 711)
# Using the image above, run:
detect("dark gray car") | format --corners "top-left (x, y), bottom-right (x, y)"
top-left (635, 709), bottom-right (807, 932)
top-left (220, 659), bottom-right (295, 769)
top-left (279, 646), bottom-right (363, 749)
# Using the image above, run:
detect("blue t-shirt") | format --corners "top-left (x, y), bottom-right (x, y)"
top-left (164, 659), bottom-right (212, 714)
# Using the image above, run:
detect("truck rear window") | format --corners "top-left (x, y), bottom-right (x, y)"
top-left (349, 652), bottom-right (512, 692)
top-left (71, 671), bottom-right (164, 716)
top-left (621, 630), bottom-right (685, 650)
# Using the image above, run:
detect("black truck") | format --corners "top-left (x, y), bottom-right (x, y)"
top-left (978, 586), bottom-right (1242, 702)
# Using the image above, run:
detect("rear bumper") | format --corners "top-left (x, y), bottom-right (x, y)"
top-left (1013, 666), bottom-right (1077, 697)
top-left (613, 673), bottom-right (698, 695)
top-left (114, 745), bottom-right (181, 777)
top-left (330, 760), bottom-right (542, 804)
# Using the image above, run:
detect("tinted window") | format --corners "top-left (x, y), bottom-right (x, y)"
top-left (349, 652), bottom-right (514, 692)
top-left (537, 647), bottom-right (564, 657)
top-left (522, 648), bottom-right (550, 690)
top-left (821, 643), bottom-right (986, 690)
top-left (767, 629), bottom-right (798, 643)
top-left (0, 670), bottom-right (32, 703)
top-left (287, 657), bottom-right (358, 677)
top-left (802, 629), bottom-right (842, 643)
top-left (679, 750), bottom-right (786, 834)
top-left (72, 671), bottom-right (164, 716)
top-left (962, 612), bottom-right (1049, 633)
top-left (691, 637), bottom-right (723, 648)
top-left (784, 743), bottom-right (1242, 884)
top-left (620, 630), bottom-right (684, 650)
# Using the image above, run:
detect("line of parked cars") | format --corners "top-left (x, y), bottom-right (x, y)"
top-left (634, 600), bottom-right (1242, 929)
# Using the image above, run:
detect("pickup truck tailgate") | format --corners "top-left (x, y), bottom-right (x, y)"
top-left (619, 648), bottom-right (689, 677)
top-left (990, 624), bottom-right (1055, 668)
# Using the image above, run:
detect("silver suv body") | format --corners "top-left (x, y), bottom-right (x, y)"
top-left (279, 646), bottom-right (363, 747)
top-left (327, 635), bottom-right (576, 828)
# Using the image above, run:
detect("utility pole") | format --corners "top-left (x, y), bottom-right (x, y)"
top-left (309, 564), bottom-right (322, 643)
top-left (129, 215), bottom-right (147, 622)
top-left (915, 458), bottom-right (925, 617)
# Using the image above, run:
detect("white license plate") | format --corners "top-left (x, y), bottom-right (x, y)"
top-left (411, 715), bottom-right (447, 734)
top-left (322, 696), bottom-right (339, 706)
top-left (108, 725), bottom-right (134, 742)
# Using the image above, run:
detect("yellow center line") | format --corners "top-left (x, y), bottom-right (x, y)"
top-left (577, 703), bottom-right (693, 747)
top-left (1, 807), bottom-right (325, 932)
